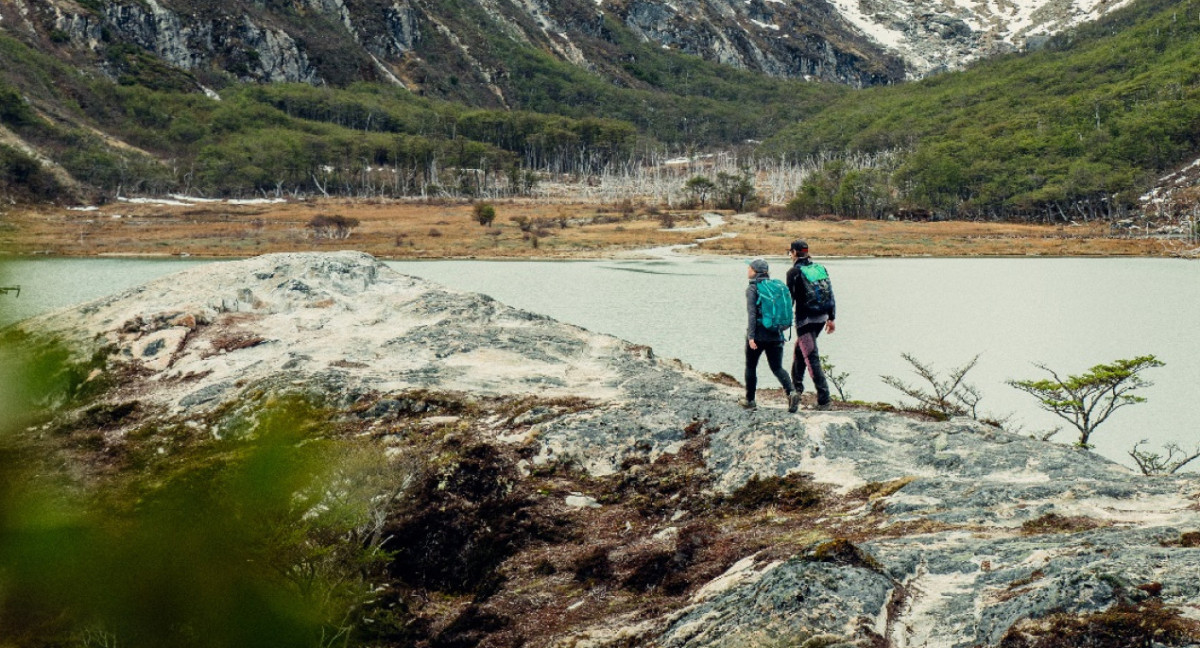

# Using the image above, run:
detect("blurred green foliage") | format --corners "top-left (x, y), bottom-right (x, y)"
top-left (0, 335), bottom-right (394, 647)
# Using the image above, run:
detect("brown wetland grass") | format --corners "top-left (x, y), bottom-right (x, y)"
top-left (0, 198), bottom-right (1170, 259)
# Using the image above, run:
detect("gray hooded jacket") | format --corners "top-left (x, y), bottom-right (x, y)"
top-left (746, 273), bottom-right (785, 343)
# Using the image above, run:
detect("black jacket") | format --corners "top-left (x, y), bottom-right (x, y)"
top-left (786, 258), bottom-right (836, 323)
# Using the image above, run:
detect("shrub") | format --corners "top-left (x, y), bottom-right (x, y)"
top-left (1020, 513), bottom-right (1101, 535)
top-left (473, 202), bottom-right (496, 226)
top-left (1008, 355), bottom-right (1164, 449)
top-left (511, 215), bottom-right (532, 232)
top-left (999, 600), bottom-right (1200, 647)
top-left (307, 214), bottom-right (359, 240)
top-left (381, 444), bottom-right (568, 594)
top-left (0, 144), bottom-right (64, 202)
top-left (572, 546), bottom-right (613, 585)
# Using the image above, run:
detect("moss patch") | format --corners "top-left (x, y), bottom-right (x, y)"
top-left (999, 600), bottom-right (1200, 647)
top-left (1020, 513), bottom-right (1103, 536)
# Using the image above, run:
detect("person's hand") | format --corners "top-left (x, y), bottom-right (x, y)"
top-left (748, 339), bottom-right (758, 350)
top-left (825, 320), bottom-right (836, 334)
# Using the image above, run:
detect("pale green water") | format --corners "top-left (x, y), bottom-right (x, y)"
top-left (3, 255), bottom-right (1198, 469)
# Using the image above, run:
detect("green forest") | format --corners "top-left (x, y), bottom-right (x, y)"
top-left (766, 0), bottom-right (1200, 221)
top-left (1, 0), bottom-right (1199, 221)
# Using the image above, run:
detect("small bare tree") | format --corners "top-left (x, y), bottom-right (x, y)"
top-left (1128, 439), bottom-right (1200, 476)
top-left (881, 353), bottom-right (982, 419)
top-left (820, 354), bottom-right (851, 401)
top-left (307, 214), bottom-right (359, 240)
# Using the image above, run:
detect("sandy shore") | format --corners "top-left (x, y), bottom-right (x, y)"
top-left (0, 198), bottom-right (1181, 259)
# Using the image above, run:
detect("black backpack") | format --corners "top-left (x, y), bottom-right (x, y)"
top-left (798, 263), bottom-right (834, 313)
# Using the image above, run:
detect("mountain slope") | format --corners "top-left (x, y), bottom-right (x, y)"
top-left (1, 0), bottom-right (1139, 91)
top-left (0, 0), bottom-right (902, 96)
top-left (0, 0), bottom-right (861, 201)
top-left (764, 0), bottom-right (1200, 220)
top-left (0, 0), bottom-right (1193, 215)
top-left (824, 0), bottom-right (1136, 76)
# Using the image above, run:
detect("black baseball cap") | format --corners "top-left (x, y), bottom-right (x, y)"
top-left (789, 240), bottom-right (809, 254)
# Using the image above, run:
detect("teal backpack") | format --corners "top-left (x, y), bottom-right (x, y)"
top-left (756, 279), bottom-right (794, 333)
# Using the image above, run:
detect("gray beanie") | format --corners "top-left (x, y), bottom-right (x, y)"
top-left (747, 258), bottom-right (769, 274)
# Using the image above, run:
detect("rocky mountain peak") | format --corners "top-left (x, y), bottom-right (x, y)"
top-left (828, 0), bottom-right (1136, 77)
top-left (6, 0), bottom-right (1131, 100)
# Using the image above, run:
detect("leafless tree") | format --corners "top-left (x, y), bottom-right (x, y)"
top-left (1128, 439), bottom-right (1200, 476)
top-left (307, 214), bottom-right (359, 240)
top-left (882, 353), bottom-right (983, 419)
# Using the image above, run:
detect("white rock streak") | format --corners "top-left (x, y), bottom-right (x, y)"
top-left (22, 252), bottom-right (631, 415)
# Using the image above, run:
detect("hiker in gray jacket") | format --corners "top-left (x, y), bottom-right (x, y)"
top-left (742, 258), bottom-right (800, 412)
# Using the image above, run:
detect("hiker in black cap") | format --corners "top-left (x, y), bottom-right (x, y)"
top-left (785, 240), bottom-right (836, 410)
top-left (741, 258), bottom-right (800, 412)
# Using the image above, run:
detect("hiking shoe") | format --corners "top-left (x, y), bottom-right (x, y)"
top-left (787, 392), bottom-right (801, 413)
top-left (738, 398), bottom-right (757, 410)
top-left (815, 401), bottom-right (833, 411)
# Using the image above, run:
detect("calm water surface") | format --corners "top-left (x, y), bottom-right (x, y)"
top-left (3, 255), bottom-right (1197, 469)
top-left (389, 256), bottom-right (1200, 468)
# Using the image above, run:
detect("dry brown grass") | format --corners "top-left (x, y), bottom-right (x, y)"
top-left (703, 217), bottom-right (1167, 257)
top-left (0, 199), bottom-right (1170, 258)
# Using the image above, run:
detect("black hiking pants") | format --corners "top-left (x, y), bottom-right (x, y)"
top-left (745, 340), bottom-right (794, 401)
top-left (792, 323), bottom-right (831, 406)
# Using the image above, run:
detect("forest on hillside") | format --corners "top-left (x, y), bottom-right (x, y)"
top-left (765, 0), bottom-right (1200, 223)
top-left (1, 0), bottom-right (1199, 224)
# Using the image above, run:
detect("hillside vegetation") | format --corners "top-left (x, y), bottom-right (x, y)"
top-left (0, 7), bottom-right (843, 203)
top-left (2, 0), bottom-right (1200, 224)
top-left (765, 0), bottom-right (1200, 221)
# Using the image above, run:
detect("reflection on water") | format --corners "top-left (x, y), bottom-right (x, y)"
top-left (3, 254), bottom-right (1197, 470)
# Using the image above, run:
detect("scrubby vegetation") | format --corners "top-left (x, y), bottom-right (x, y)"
top-left (0, 335), bottom-right (921, 647)
top-left (1009, 355), bottom-right (1164, 448)
top-left (6, 0), bottom-right (1200, 225)
top-left (764, 0), bottom-right (1200, 221)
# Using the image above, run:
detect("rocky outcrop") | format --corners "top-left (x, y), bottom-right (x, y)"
top-left (18, 252), bottom-right (1200, 646)
top-left (3, 0), bottom-right (1135, 93)
top-left (41, 0), bottom-right (322, 84)
top-left (611, 0), bottom-right (902, 86)
top-left (824, 0), bottom-right (1136, 77)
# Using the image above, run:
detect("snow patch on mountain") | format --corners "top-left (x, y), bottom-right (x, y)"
top-left (821, 0), bottom-right (1135, 77)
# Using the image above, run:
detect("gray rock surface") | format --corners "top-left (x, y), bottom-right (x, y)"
top-left (18, 252), bottom-right (1200, 647)
top-left (7, 0), bottom-right (1135, 93)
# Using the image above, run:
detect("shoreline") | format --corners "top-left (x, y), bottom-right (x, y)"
top-left (1, 199), bottom-right (1191, 260)
top-left (2, 250), bottom-right (1190, 262)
